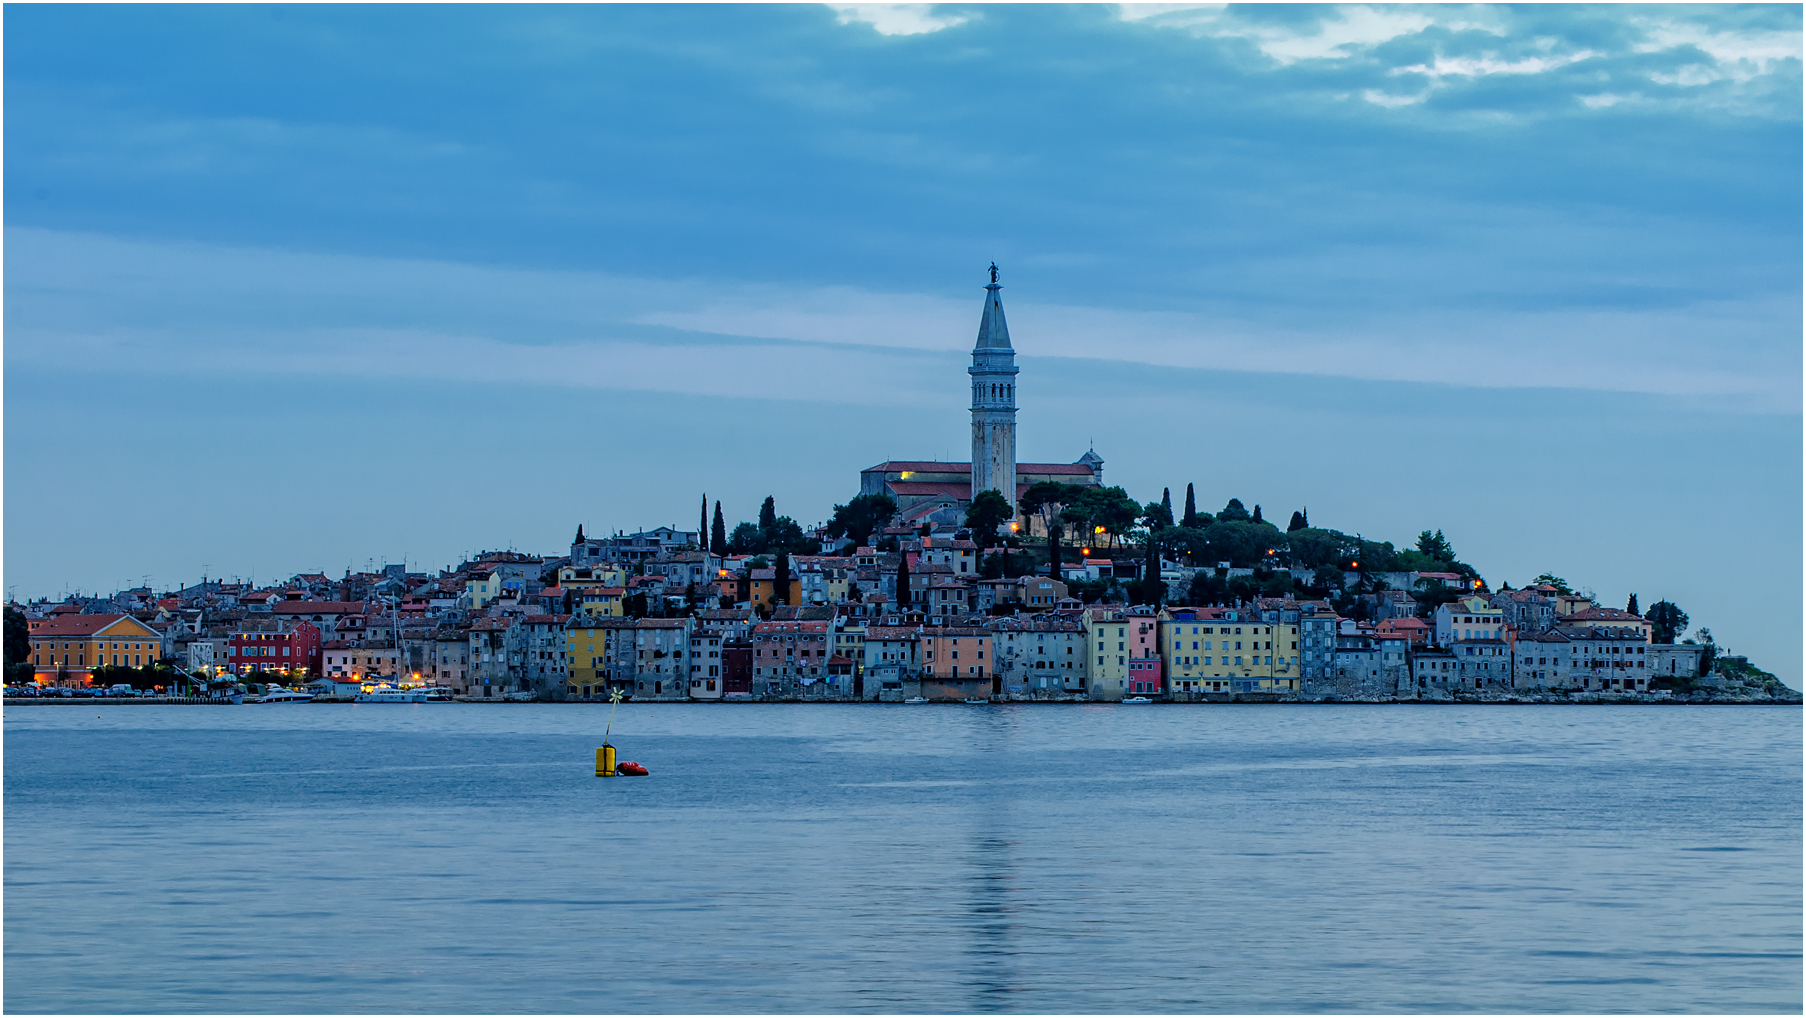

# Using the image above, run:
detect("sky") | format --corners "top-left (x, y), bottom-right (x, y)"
top-left (5, 4), bottom-right (1800, 683)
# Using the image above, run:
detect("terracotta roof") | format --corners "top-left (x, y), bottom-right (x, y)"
top-left (32, 614), bottom-right (147, 637)
top-left (270, 601), bottom-right (368, 615)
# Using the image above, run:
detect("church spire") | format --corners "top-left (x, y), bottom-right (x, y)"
top-left (975, 262), bottom-right (1012, 349)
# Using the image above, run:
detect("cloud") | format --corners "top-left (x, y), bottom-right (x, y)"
top-left (1119, 3), bottom-right (1800, 117)
top-left (9, 228), bottom-right (1794, 413)
top-left (825, 4), bottom-right (968, 37)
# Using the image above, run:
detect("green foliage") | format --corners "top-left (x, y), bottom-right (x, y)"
top-left (979, 552), bottom-right (1008, 580)
top-left (1202, 520), bottom-right (1282, 568)
top-left (1161, 488), bottom-right (1173, 524)
top-left (1186, 570), bottom-right (1227, 605)
top-left (1416, 529), bottom-right (1455, 561)
top-left (1182, 484), bottom-right (1199, 528)
top-left (896, 551), bottom-right (911, 607)
top-left (1645, 600), bottom-right (1688, 644)
top-left (1251, 504), bottom-right (1264, 525)
top-left (1287, 510), bottom-right (1307, 532)
top-left (1081, 487), bottom-right (1142, 546)
top-left (772, 553), bottom-right (791, 607)
top-left (728, 522), bottom-right (765, 555)
top-left (1625, 593), bottom-right (1639, 616)
top-left (1531, 573), bottom-right (1573, 595)
top-left (1141, 499), bottom-right (1173, 532)
top-left (827, 493), bottom-right (899, 548)
top-left (963, 490), bottom-right (1014, 548)
top-left (757, 496), bottom-right (778, 533)
top-left (1217, 498), bottom-right (1251, 522)
top-left (710, 502), bottom-right (728, 556)
top-left (4, 606), bottom-right (30, 666)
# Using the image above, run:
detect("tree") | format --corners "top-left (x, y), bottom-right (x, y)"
top-left (1182, 484), bottom-right (1199, 528)
top-left (1161, 488), bottom-right (1174, 524)
top-left (765, 517), bottom-right (811, 556)
top-left (771, 552), bottom-right (791, 608)
top-left (1646, 600), bottom-right (1688, 644)
top-left (963, 490), bottom-right (1015, 549)
top-left (1287, 510), bottom-right (1307, 532)
top-left (728, 521), bottom-right (765, 555)
top-left (1531, 573), bottom-right (1573, 595)
top-left (1416, 529), bottom-right (1455, 561)
top-left (1020, 481), bottom-right (1086, 579)
top-left (758, 496), bottom-right (778, 534)
top-left (710, 502), bottom-right (728, 556)
top-left (827, 493), bottom-right (900, 549)
top-left (1251, 504), bottom-right (1264, 525)
top-left (1625, 593), bottom-right (1639, 616)
top-left (700, 494), bottom-right (709, 549)
top-left (1089, 487), bottom-right (1142, 548)
top-left (5, 606), bottom-right (32, 685)
top-left (1217, 498), bottom-right (1250, 522)
top-left (896, 551), bottom-right (911, 608)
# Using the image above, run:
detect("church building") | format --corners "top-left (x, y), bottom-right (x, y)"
top-left (860, 265), bottom-right (1103, 517)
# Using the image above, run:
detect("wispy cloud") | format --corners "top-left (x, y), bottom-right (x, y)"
top-left (9, 228), bottom-right (1796, 412)
top-left (825, 4), bottom-right (969, 37)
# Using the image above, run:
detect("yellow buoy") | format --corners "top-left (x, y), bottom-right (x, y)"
top-left (596, 744), bottom-right (616, 777)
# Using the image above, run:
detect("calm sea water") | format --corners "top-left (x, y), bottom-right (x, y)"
top-left (5, 703), bottom-right (1799, 1014)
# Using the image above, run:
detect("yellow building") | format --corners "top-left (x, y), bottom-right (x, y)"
top-left (30, 613), bottom-right (164, 686)
top-left (749, 569), bottom-right (802, 609)
top-left (560, 564), bottom-right (628, 590)
top-left (1160, 607), bottom-right (1299, 695)
top-left (1084, 606), bottom-right (1159, 701)
top-left (573, 587), bottom-right (625, 617)
top-left (466, 568), bottom-right (503, 609)
top-left (567, 621), bottom-right (612, 696)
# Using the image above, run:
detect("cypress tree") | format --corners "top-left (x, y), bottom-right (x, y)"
top-left (896, 551), bottom-right (911, 607)
top-left (711, 502), bottom-right (727, 556)
top-left (700, 494), bottom-right (709, 548)
top-left (1287, 510), bottom-right (1306, 532)
top-left (1252, 504), bottom-right (1264, 525)
top-left (758, 496), bottom-right (778, 534)
top-left (1182, 484), bottom-right (1199, 528)
top-left (773, 552), bottom-right (791, 608)
top-left (1162, 488), bottom-right (1173, 521)
top-left (1626, 593), bottom-right (1639, 615)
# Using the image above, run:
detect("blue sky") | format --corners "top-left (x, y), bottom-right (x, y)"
top-left (6, 4), bottom-right (1800, 682)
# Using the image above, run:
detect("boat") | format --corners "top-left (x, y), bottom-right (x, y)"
top-left (355, 687), bottom-right (427, 703)
top-left (421, 686), bottom-right (455, 702)
top-left (250, 687), bottom-right (315, 704)
top-left (903, 696), bottom-right (929, 704)
top-left (1122, 696), bottom-right (1153, 704)
top-left (962, 697), bottom-right (989, 704)
top-left (616, 761), bottom-right (649, 776)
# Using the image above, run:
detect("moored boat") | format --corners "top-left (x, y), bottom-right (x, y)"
top-left (903, 696), bottom-right (929, 704)
top-left (1122, 696), bottom-right (1153, 704)
top-left (250, 687), bottom-right (314, 704)
top-left (355, 687), bottom-right (427, 703)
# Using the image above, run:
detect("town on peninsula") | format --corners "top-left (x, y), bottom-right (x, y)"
top-left (9, 269), bottom-right (1794, 706)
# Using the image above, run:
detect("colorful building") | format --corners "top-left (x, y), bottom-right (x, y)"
top-left (29, 613), bottom-right (166, 686)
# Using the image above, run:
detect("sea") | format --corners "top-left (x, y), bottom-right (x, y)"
top-left (4, 703), bottom-right (1800, 1014)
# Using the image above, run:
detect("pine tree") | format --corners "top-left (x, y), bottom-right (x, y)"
top-left (1626, 593), bottom-right (1639, 616)
top-left (710, 502), bottom-right (727, 556)
top-left (1182, 484), bottom-right (1199, 528)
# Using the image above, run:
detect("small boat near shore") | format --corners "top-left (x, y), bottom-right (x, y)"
top-left (250, 687), bottom-right (314, 704)
top-left (903, 696), bottom-right (929, 704)
top-left (355, 687), bottom-right (427, 703)
top-left (962, 697), bottom-right (989, 704)
top-left (1122, 696), bottom-right (1153, 704)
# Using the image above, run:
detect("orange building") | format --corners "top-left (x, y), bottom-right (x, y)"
top-left (919, 626), bottom-right (994, 699)
top-left (30, 613), bottom-right (165, 686)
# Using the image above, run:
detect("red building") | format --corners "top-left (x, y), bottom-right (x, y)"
top-left (1129, 657), bottom-right (1163, 695)
top-left (720, 641), bottom-right (753, 696)
top-left (228, 622), bottom-right (321, 677)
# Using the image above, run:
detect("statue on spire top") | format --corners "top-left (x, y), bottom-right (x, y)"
top-left (988, 262), bottom-right (999, 284)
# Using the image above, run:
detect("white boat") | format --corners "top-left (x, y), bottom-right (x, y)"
top-left (421, 687), bottom-right (455, 702)
top-left (962, 697), bottom-right (989, 704)
top-left (1122, 696), bottom-right (1153, 704)
top-left (903, 696), bottom-right (929, 704)
top-left (355, 687), bottom-right (427, 703)
top-left (250, 687), bottom-right (315, 704)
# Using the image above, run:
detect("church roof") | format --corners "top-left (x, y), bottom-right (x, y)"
top-left (975, 282), bottom-right (1012, 350)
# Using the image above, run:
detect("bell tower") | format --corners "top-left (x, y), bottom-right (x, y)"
top-left (969, 263), bottom-right (1019, 501)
